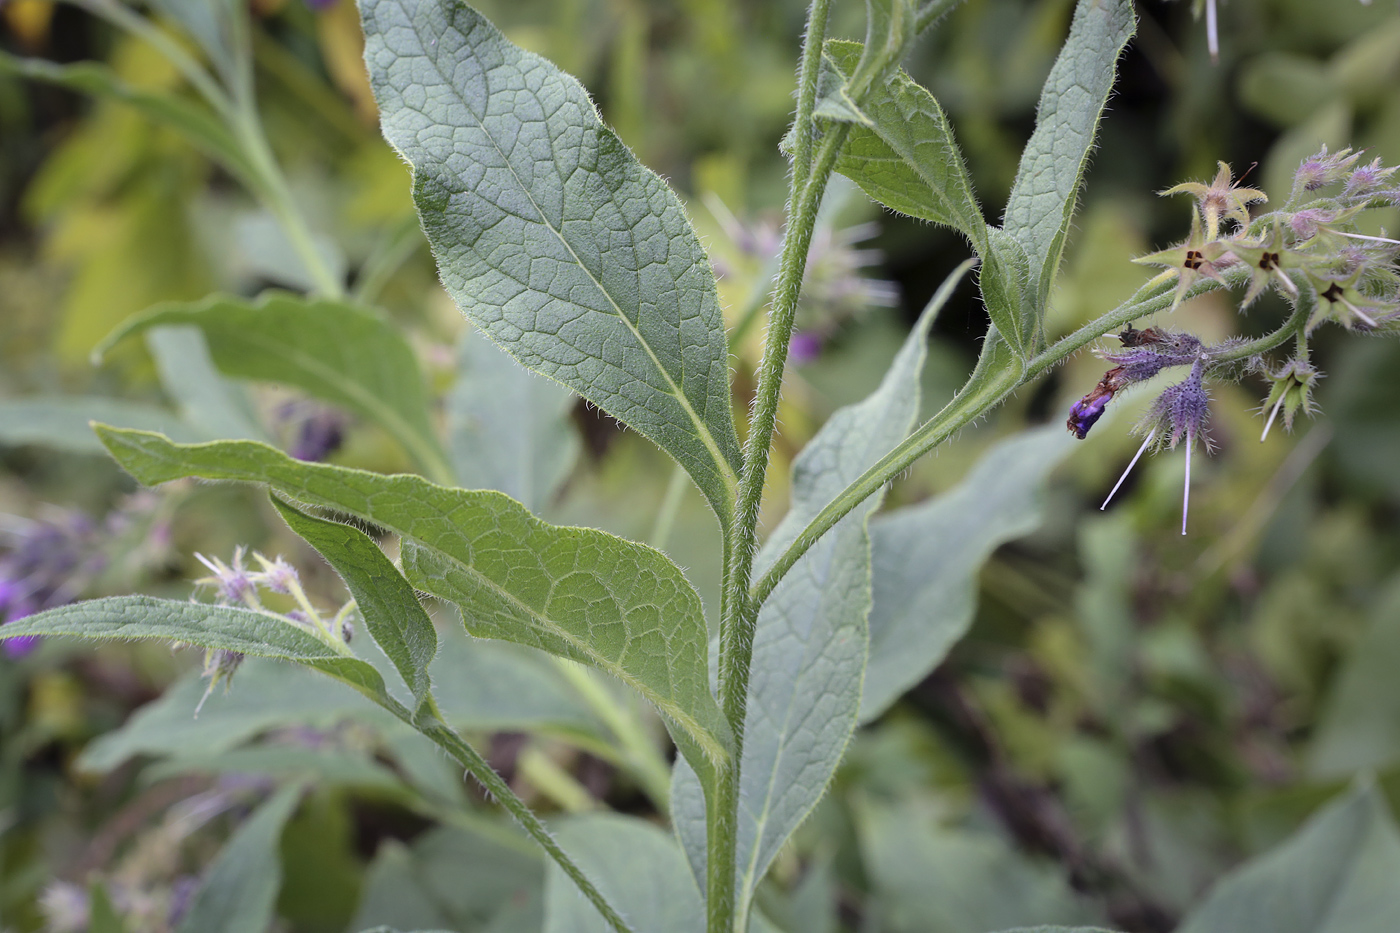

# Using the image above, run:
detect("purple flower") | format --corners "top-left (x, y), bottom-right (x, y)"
top-left (1344, 157), bottom-right (1397, 198)
top-left (277, 401), bottom-right (348, 463)
top-left (194, 549), bottom-right (258, 606)
top-left (1101, 362), bottom-right (1213, 535)
top-left (789, 331), bottom-right (824, 364)
top-left (1294, 146), bottom-right (1359, 193)
top-left (1067, 327), bottom-right (1205, 440)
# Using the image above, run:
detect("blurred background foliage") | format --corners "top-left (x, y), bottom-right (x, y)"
top-left (2, 0), bottom-right (1400, 931)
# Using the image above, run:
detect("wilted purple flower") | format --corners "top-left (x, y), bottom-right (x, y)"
top-left (1066, 326), bottom-right (1204, 439)
top-left (277, 401), bottom-right (348, 463)
top-left (1294, 146), bottom-right (1359, 193)
top-left (1287, 208), bottom-right (1335, 241)
top-left (194, 549), bottom-right (258, 607)
top-left (1100, 361), bottom-right (1213, 535)
top-left (1344, 157), bottom-right (1397, 198)
top-left (0, 507), bottom-right (117, 658)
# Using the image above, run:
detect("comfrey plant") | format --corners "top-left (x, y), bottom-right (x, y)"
top-left (2, 0), bottom-right (1396, 931)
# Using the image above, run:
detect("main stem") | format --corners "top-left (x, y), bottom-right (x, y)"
top-left (709, 1), bottom-right (837, 928)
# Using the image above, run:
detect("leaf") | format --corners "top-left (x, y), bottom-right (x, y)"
top-left (1000, 0), bottom-right (1136, 327)
top-left (0, 597), bottom-right (398, 709)
top-left (145, 325), bottom-right (268, 443)
top-left (448, 329), bottom-right (580, 510)
top-left (856, 798), bottom-right (1098, 933)
top-left (145, 0), bottom-right (242, 87)
top-left (360, 0), bottom-right (742, 523)
top-left (271, 497), bottom-right (437, 716)
top-left (979, 228), bottom-right (1035, 358)
top-left (544, 814), bottom-right (702, 933)
top-left (816, 41), bottom-right (984, 248)
top-left (95, 427), bottom-right (731, 767)
top-left (88, 884), bottom-right (128, 933)
top-left (176, 783), bottom-right (302, 933)
top-left (98, 292), bottom-right (448, 480)
top-left (1309, 578), bottom-right (1400, 777)
top-left (861, 426), bottom-right (1074, 722)
top-left (0, 397), bottom-right (203, 454)
top-left (354, 826), bottom-right (543, 933)
top-left (849, 0), bottom-right (918, 96)
top-left (1176, 782), bottom-right (1400, 933)
top-left (673, 271), bottom-right (951, 909)
top-left (0, 53), bottom-right (257, 188)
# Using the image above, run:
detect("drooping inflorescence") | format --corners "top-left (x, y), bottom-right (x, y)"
top-left (1069, 148), bottom-right (1400, 533)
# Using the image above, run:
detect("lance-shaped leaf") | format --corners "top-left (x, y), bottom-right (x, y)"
top-left (0, 397), bottom-right (204, 454)
top-left (544, 814), bottom-right (702, 933)
top-left (1000, 0), bottom-right (1135, 319)
top-left (0, 596), bottom-right (396, 708)
top-left (94, 427), bottom-right (731, 766)
top-left (98, 292), bottom-right (450, 481)
top-left (0, 53), bottom-right (258, 190)
top-left (271, 497), bottom-right (437, 717)
top-left (177, 783), bottom-right (303, 933)
top-left (813, 40), bottom-right (986, 251)
top-left (448, 331), bottom-right (580, 510)
top-left (1176, 782), bottom-right (1400, 933)
top-left (360, 0), bottom-right (741, 523)
top-left (673, 264), bottom-right (966, 909)
top-left (980, 227), bottom-right (1035, 358)
top-left (861, 426), bottom-right (1073, 722)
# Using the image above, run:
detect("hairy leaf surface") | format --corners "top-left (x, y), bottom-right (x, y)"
top-left (816, 40), bottom-right (984, 249)
top-left (100, 293), bottom-right (447, 479)
top-left (1001, 0), bottom-right (1135, 321)
top-left (95, 427), bottom-right (730, 765)
top-left (360, 0), bottom-right (741, 521)
top-left (272, 497), bottom-right (437, 715)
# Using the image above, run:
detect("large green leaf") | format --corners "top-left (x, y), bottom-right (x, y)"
top-left (99, 292), bottom-right (448, 480)
top-left (856, 798), bottom-right (1097, 933)
top-left (1176, 783), bottom-right (1400, 933)
top-left (0, 397), bottom-right (203, 454)
top-left (1000, 0), bottom-right (1136, 328)
top-left (673, 266), bottom-right (961, 910)
top-left (543, 814), bottom-right (702, 933)
top-left (448, 330), bottom-right (580, 510)
top-left (145, 325), bottom-right (267, 443)
top-left (272, 497), bottom-right (437, 716)
top-left (94, 427), bottom-right (731, 766)
top-left (359, 0), bottom-right (741, 523)
top-left (176, 783), bottom-right (302, 933)
top-left (0, 597), bottom-right (396, 708)
top-left (354, 826), bottom-right (543, 933)
top-left (0, 52), bottom-right (257, 186)
top-left (815, 40), bottom-right (985, 250)
top-left (861, 426), bottom-right (1073, 721)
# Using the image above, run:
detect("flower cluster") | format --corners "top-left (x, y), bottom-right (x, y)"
top-left (1068, 147), bottom-right (1400, 534)
top-left (1, 494), bottom-right (169, 658)
top-left (191, 547), bottom-right (356, 712)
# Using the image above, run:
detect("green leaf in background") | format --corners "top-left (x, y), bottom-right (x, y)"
top-left (0, 596), bottom-right (396, 707)
top-left (99, 292), bottom-right (449, 481)
top-left (855, 797), bottom-right (1097, 933)
top-left (543, 814), bottom-right (702, 933)
top-left (88, 883), bottom-right (128, 933)
top-left (144, 0), bottom-right (243, 90)
top-left (816, 40), bottom-right (986, 250)
top-left (353, 826), bottom-right (543, 933)
top-left (95, 427), bottom-right (731, 767)
top-left (861, 426), bottom-right (1074, 722)
top-left (448, 329), bottom-right (580, 511)
top-left (999, 0), bottom-right (1136, 330)
top-left (0, 53), bottom-right (258, 188)
top-left (674, 264), bottom-right (960, 911)
top-left (0, 397), bottom-right (203, 454)
top-left (360, 0), bottom-right (742, 523)
top-left (75, 659), bottom-right (395, 772)
top-left (271, 497), bottom-right (437, 716)
top-left (1176, 782), bottom-right (1400, 933)
top-left (146, 325), bottom-right (268, 443)
top-left (1308, 577), bottom-right (1400, 777)
top-left (176, 783), bottom-right (302, 933)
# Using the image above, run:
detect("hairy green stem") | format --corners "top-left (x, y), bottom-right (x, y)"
top-left (790, 0), bottom-right (835, 188)
top-left (416, 714), bottom-right (635, 933)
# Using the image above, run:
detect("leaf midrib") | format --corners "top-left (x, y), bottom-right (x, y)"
top-left (408, 14), bottom-right (738, 493)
